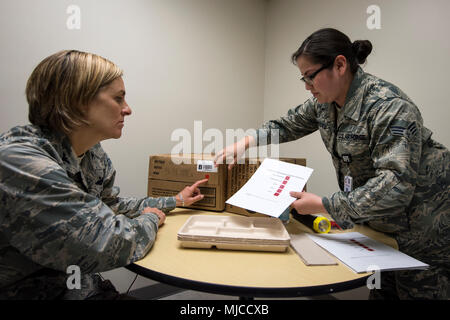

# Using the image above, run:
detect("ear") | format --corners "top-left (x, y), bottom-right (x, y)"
top-left (334, 55), bottom-right (348, 76)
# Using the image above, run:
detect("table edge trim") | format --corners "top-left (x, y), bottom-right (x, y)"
top-left (126, 263), bottom-right (370, 298)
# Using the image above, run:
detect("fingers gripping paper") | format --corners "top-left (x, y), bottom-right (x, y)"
top-left (289, 233), bottom-right (337, 266)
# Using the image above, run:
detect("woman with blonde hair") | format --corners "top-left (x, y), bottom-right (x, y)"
top-left (0, 50), bottom-right (207, 299)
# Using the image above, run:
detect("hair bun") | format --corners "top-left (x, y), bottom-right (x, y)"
top-left (352, 40), bottom-right (372, 64)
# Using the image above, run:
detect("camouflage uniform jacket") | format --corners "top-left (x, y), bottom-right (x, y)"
top-left (256, 67), bottom-right (449, 266)
top-left (0, 125), bottom-right (176, 298)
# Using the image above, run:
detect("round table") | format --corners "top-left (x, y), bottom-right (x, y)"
top-left (127, 208), bottom-right (397, 298)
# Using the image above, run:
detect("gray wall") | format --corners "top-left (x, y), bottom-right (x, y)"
top-left (0, 0), bottom-right (266, 199)
top-left (0, 0), bottom-right (267, 293)
top-left (264, 0), bottom-right (450, 197)
top-left (1, 0), bottom-right (449, 297)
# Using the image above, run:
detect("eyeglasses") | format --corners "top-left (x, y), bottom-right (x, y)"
top-left (300, 60), bottom-right (334, 86)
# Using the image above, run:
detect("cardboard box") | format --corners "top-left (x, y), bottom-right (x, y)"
top-left (226, 157), bottom-right (307, 217)
top-left (148, 154), bottom-right (227, 211)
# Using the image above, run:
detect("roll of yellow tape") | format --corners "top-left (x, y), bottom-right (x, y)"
top-left (312, 216), bottom-right (331, 234)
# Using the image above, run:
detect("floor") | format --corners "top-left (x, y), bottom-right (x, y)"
top-left (127, 280), bottom-right (370, 300)
top-left (100, 267), bottom-right (370, 300)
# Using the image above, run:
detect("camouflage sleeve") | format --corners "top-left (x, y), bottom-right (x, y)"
top-left (254, 98), bottom-right (318, 146)
top-left (100, 161), bottom-right (176, 218)
top-left (0, 144), bottom-right (160, 274)
top-left (323, 99), bottom-right (423, 230)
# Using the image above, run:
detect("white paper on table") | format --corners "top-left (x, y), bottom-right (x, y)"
top-left (225, 158), bottom-right (314, 218)
top-left (307, 232), bottom-right (429, 273)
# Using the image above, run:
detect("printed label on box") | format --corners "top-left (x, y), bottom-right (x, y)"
top-left (197, 160), bottom-right (218, 173)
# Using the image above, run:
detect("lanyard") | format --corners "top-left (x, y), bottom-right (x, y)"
top-left (331, 103), bottom-right (353, 192)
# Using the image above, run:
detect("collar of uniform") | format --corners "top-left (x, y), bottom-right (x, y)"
top-left (35, 126), bottom-right (78, 174)
top-left (17, 125), bottom-right (84, 179)
top-left (59, 135), bottom-right (96, 192)
top-left (59, 135), bottom-right (83, 176)
top-left (342, 67), bottom-right (366, 122)
top-left (60, 137), bottom-right (104, 176)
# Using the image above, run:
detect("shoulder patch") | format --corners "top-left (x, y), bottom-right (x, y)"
top-left (390, 122), bottom-right (417, 139)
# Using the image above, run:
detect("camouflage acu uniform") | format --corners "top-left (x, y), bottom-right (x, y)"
top-left (0, 125), bottom-right (176, 299)
top-left (255, 67), bottom-right (449, 299)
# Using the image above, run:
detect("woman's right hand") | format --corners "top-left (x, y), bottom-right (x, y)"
top-left (214, 136), bottom-right (255, 170)
top-left (176, 178), bottom-right (209, 207)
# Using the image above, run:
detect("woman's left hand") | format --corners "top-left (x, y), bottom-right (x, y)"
top-left (142, 207), bottom-right (166, 226)
top-left (289, 191), bottom-right (327, 215)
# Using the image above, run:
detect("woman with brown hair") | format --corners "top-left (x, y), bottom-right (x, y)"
top-left (216, 28), bottom-right (449, 300)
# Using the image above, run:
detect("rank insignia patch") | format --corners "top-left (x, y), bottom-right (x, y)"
top-left (390, 122), bottom-right (417, 140)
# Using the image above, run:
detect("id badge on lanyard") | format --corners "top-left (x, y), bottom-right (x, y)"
top-left (344, 175), bottom-right (353, 192)
top-left (342, 154), bottom-right (352, 192)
